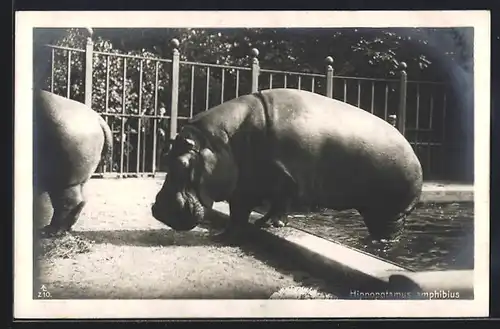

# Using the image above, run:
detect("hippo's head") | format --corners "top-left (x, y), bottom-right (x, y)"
top-left (151, 126), bottom-right (238, 231)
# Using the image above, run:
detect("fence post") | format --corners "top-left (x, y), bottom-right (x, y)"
top-left (169, 38), bottom-right (180, 142)
top-left (397, 62), bottom-right (408, 136)
top-left (325, 56), bottom-right (334, 98)
top-left (84, 27), bottom-right (94, 107)
top-left (251, 48), bottom-right (260, 93)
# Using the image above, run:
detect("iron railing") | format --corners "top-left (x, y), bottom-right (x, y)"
top-left (36, 30), bottom-right (449, 180)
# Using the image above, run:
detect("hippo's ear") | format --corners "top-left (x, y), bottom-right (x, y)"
top-left (197, 147), bottom-right (238, 204)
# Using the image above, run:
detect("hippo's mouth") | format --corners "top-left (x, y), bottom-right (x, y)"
top-left (151, 187), bottom-right (205, 231)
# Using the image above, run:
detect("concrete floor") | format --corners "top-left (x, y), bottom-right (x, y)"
top-left (35, 178), bottom-right (338, 299)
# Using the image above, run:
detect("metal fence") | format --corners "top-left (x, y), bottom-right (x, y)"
top-left (37, 33), bottom-right (449, 181)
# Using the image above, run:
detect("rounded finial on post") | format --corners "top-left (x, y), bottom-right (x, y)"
top-left (250, 48), bottom-right (259, 65)
top-left (325, 56), bottom-right (334, 73)
top-left (85, 27), bottom-right (94, 37)
top-left (171, 38), bottom-right (180, 49)
top-left (399, 61), bottom-right (407, 71)
top-left (171, 38), bottom-right (180, 55)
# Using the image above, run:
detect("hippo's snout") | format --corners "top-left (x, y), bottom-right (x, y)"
top-left (150, 190), bottom-right (202, 232)
top-left (151, 203), bottom-right (160, 220)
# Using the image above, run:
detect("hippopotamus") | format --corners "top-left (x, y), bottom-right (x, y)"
top-left (34, 90), bottom-right (113, 236)
top-left (151, 88), bottom-right (423, 242)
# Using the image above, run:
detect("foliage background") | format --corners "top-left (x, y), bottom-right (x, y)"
top-left (33, 27), bottom-right (474, 181)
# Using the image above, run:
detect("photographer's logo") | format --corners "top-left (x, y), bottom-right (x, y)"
top-left (37, 284), bottom-right (52, 299)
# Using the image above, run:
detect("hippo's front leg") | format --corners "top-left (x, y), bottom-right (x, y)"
top-left (212, 194), bottom-right (253, 244)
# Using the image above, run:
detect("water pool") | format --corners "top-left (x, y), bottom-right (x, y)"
top-left (286, 202), bottom-right (474, 272)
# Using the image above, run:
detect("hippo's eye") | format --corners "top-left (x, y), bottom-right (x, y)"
top-left (185, 138), bottom-right (196, 149)
top-left (169, 153), bottom-right (193, 176)
top-left (170, 137), bottom-right (198, 156)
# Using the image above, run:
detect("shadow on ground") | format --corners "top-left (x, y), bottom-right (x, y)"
top-left (73, 229), bottom-right (220, 247)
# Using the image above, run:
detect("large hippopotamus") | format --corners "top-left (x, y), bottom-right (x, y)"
top-left (34, 90), bottom-right (113, 236)
top-left (151, 88), bottom-right (423, 241)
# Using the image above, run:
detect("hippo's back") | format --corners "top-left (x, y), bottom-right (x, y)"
top-left (260, 88), bottom-right (423, 212)
top-left (34, 91), bottom-right (105, 190)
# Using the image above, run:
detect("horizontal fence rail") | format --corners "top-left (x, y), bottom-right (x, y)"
top-left (36, 32), bottom-right (449, 181)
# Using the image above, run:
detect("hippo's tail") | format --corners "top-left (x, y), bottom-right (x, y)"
top-left (98, 114), bottom-right (113, 167)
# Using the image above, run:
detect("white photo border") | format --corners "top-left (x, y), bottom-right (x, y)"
top-left (14, 10), bottom-right (491, 319)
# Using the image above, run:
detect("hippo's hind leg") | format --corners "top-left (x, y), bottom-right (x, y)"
top-left (254, 198), bottom-right (290, 228)
top-left (255, 160), bottom-right (295, 228)
top-left (359, 209), bottom-right (407, 242)
top-left (41, 184), bottom-right (86, 237)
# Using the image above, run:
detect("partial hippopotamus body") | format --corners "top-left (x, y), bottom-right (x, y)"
top-left (34, 90), bottom-right (113, 236)
top-left (151, 88), bottom-right (423, 241)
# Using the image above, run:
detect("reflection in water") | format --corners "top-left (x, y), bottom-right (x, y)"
top-left (287, 203), bottom-right (474, 271)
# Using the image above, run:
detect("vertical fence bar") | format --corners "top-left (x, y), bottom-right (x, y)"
top-left (126, 123), bottom-right (130, 173)
top-left (325, 56), bottom-right (333, 98)
top-left (66, 51), bottom-right (72, 98)
top-left (428, 86), bottom-right (434, 178)
top-left (136, 60), bottom-right (143, 174)
top-left (298, 76), bottom-right (302, 90)
top-left (190, 65), bottom-right (195, 117)
top-left (105, 56), bottom-right (110, 115)
top-left (416, 83), bottom-right (421, 128)
top-left (103, 55), bottom-right (110, 174)
top-left (152, 61), bottom-right (159, 175)
top-left (120, 57), bottom-right (127, 176)
top-left (269, 74), bottom-right (273, 89)
top-left (397, 62), bottom-right (408, 136)
top-left (251, 48), bottom-right (260, 93)
top-left (283, 75), bottom-right (287, 88)
top-left (343, 79), bottom-right (347, 102)
top-left (429, 90), bottom-right (434, 129)
top-left (415, 83), bottom-right (421, 150)
top-left (235, 70), bottom-right (240, 97)
top-left (220, 69), bottom-right (225, 103)
top-left (441, 90), bottom-right (447, 178)
top-left (142, 122), bottom-right (146, 174)
top-left (125, 57), bottom-right (131, 174)
top-left (205, 67), bottom-right (210, 110)
top-left (384, 82), bottom-right (389, 120)
top-left (84, 28), bottom-right (94, 107)
top-left (370, 81), bottom-right (375, 113)
top-left (357, 80), bottom-right (361, 107)
top-left (311, 77), bottom-right (315, 93)
top-left (170, 38), bottom-right (180, 141)
top-left (441, 90), bottom-right (446, 135)
top-left (50, 48), bottom-right (55, 93)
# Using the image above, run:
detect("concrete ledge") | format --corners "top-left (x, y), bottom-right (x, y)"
top-left (420, 182), bottom-right (474, 203)
top-left (210, 202), bottom-right (474, 299)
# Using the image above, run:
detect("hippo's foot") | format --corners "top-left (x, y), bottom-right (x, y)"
top-left (254, 217), bottom-right (271, 228)
top-left (361, 210), bottom-right (406, 243)
top-left (256, 219), bottom-right (287, 228)
top-left (255, 215), bottom-right (288, 229)
top-left (39, 225), bottom-right (71, 238)
top-left (272, 215), bottom-right (289, 228)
